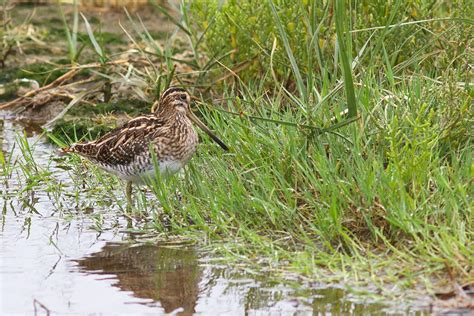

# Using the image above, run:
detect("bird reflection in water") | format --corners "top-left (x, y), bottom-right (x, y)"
top-left (75, 243), bottom-right (200, 314)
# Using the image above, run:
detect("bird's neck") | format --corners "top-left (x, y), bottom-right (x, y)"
top-left (157, 111), bottom-right (191, 127)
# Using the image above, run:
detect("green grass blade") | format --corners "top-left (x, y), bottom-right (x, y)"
top-left (334, 0), bottom-right (357, 118)
top-left (268, 0), bottom-right (307, 102)
top-left (150, 0), bottom-right (192, 36)
top-left (72, 0), bottom-right (78, 51)
top-left (59, 4), bottom-right (76, 62)
top-left (80, 13), bottom-right (105, 60)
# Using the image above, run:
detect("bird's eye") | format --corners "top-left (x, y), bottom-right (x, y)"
top-left (179, 94), bottom-right (187, 101)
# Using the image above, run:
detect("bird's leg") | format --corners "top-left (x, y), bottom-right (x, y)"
top-left (126, 181), bottom-right (133, 210)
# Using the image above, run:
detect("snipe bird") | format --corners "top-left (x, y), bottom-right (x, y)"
top-left (63, 87), bottom-right (228, 204)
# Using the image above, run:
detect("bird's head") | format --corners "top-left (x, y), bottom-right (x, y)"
top-left (152, 87), bottom-right (229, 151)
top-left (152, 87), bottom-right (191, 114)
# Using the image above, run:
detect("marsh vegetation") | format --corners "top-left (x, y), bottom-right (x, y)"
top-left (1, 0), bottom-right (473, 313)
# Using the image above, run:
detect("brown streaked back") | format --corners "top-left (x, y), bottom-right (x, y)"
top-left (63, 114), bottom-right (166, 166)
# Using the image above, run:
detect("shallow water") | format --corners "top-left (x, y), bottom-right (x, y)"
top-left (0, 118), bottom-right (427, 315)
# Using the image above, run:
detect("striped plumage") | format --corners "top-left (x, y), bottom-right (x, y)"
top-left (63, 87), bottom-right (228, 204)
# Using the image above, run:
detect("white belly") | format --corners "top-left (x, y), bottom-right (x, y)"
top-left (101, 160), bottom-right (184, 184)
top-left (159, 160), bottom-right (184, 175)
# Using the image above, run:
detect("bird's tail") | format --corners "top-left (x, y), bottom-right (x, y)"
top-left (58, 145), bottom-right (75, 156)
top-left (59, 142), bottom-right (96, 158)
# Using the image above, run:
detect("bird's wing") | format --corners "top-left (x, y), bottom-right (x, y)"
top-left (65, 115), bottom-right (166, 166)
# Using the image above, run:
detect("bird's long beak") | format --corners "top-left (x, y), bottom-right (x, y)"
top-left (187, 109), bottom-right (229, 151)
